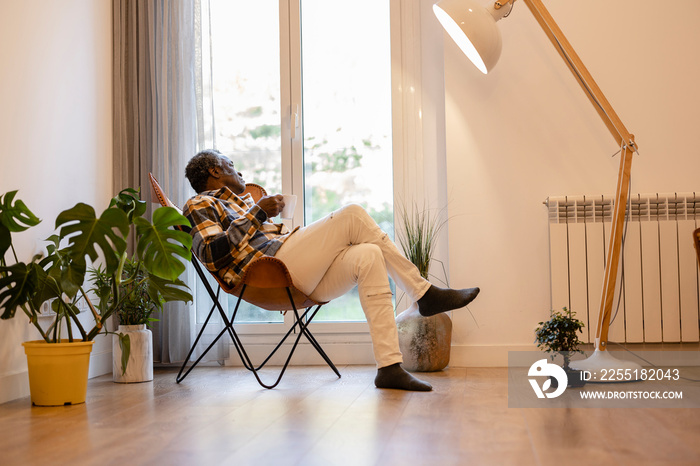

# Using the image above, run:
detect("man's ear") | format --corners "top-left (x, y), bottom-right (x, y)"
top-left (208, 166), bottom-right (221, 179)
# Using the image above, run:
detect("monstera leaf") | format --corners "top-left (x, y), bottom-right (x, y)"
top-left (134, 207), bottom-right (192, 281)
top-left (55, 203), bottom-right (130, 287)
top-left (147, 273), bottom-right (192, 305)
top-left (110, 188), bottom-right (147, 223)
top-left (0, 227), bottom-right (9, 261)
top-left (38, 236), bottom-right (83, 299)
top-left (0, 191), bottom-right (41, 232)
top-left (29, 264), bottom-right (63, 311)
top-left (0, 191), bottom-right (41, 259)
top-left (0, 262), bottom-right (37, 319)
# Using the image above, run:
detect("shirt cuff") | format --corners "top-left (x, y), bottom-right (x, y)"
top-left (249, 204), bottom-right (268, 225)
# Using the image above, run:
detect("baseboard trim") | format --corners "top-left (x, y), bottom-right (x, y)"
top-left (88, 348), bottom-right (113, 379)
top-left (224, 343), bottom-right (544, 368)
top-left (448, 342), bottom-right (700, 367)
top-left (0, 371), bottom-right (30, 405)
top-left (446, 344), bottom-right (538, 367)
top-left (226, 342), bottom-right (377, 367)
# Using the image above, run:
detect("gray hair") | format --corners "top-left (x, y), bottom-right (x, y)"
top-left (185, 149), bottom-right (224, 193)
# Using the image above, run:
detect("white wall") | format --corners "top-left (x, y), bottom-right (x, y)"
top-left (438, 0), bottom-right (700, 365)
top-left (0, 0), bottom-right (112, 403)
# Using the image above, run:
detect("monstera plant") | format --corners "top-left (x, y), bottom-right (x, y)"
top-left (0, 188), bottom-right (192, 343)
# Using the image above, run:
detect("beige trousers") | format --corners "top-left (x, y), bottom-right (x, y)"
top-left (275, 204), bottom-right (431, 368)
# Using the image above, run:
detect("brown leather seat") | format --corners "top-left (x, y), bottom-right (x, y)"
top-left (148, 173), bottom-right (339, 388)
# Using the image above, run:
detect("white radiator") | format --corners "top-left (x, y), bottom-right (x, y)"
top-left (546, 193), bottom-right (700, 344)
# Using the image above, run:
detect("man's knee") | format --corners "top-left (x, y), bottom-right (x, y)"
top-left (335, 204), bottom-right (384, 238)
top-left (336, 203), bottom-right (371, 222)
top-left (345, 242), bottom-right (381, 262)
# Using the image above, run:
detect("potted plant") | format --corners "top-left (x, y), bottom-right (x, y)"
top-left (395, 201), bottom-right (451, 372)
top-left (534, 307), bottom-right (586, 388)
top-left (90, 254), bottom-right (189, 383)
top-left (0, 188), bottom-right (192, 405)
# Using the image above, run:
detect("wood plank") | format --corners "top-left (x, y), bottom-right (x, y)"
top-left (1, 365), bottom-right (700, 464)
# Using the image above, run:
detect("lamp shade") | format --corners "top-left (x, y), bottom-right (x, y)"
top-left (433, 0), bottom-right (503, 74)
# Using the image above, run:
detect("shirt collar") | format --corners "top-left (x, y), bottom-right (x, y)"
top-left (200, 187), bottom-right (253, 203)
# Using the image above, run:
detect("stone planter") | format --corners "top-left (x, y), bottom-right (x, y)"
top-left (113, 324), bottom-right (153, 383)
top-left (396, 303), bottom-right (452, 372)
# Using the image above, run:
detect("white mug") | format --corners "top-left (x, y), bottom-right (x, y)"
top-left (279, 194), bottom-right (297, 219)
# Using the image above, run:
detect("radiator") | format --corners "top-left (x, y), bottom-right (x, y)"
top-left (546, 193), bottom-right (700, 344)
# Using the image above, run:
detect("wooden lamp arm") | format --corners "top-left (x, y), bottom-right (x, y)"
top-left (496, 0), bottom-right (638, 351)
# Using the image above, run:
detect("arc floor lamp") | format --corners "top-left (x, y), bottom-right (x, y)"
top-left (433, 0), bottom-right (642, 375)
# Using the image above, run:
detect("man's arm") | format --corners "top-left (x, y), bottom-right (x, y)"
top-left (184, 196), bottom-right (268, 272)
top-left (256, 194), bottom-right (285, 218)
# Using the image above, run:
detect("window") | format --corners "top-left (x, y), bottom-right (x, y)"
top-left (208, 0), bottom-right (394, 326)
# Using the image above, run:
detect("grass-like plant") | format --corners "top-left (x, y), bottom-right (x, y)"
top-left (396, 202), bottom-right (448, 281)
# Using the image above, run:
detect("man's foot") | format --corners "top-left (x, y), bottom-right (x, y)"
top-left (374, 363), bottom-right (432, 391)
top-left (417, 285), bottom-right (480, 317)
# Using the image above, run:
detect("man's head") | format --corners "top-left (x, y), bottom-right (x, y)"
top-left (185, 149), bottom-right (246, 194)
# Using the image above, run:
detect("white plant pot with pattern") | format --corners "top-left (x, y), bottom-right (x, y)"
top-left (113, 324), bottom-right (153, 383)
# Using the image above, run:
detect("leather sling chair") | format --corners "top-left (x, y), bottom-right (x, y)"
top-left (148, 173), bottom-right (340, 388)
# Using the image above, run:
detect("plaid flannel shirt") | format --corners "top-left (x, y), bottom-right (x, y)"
top-left (183, 187), bottom-right (296, 287)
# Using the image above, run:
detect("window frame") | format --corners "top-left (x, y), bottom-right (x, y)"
top-left (225, 0), bottom-right (429, 361)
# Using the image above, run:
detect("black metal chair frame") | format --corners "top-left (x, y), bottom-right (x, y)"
top-left (176, 257), bottom-right (341, 389)
top-left (147, 172), bottom-right (340, 389)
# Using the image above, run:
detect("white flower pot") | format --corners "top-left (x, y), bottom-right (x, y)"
top-left (112, 324), bottom-right (153, 383)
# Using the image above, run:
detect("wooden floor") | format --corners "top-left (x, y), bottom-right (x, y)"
top-left (1, 365), bottom-right (699, 465)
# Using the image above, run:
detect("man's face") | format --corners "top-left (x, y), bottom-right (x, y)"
top-left (216, 155), bottom-right (246, 194)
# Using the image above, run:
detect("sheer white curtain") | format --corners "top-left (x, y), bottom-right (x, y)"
top-left (113, 0), bottom-right (228, 364)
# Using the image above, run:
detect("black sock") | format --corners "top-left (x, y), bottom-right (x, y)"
top-left (374, 363), bottom-right (432, 391)
top-left (417, 285), bottom-right (479, 317)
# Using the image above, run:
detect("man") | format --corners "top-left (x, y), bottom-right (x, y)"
top-left (183, 149), bottom-right (479, 391)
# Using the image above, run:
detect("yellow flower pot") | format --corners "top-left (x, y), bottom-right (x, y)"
top-left (22, 340), bottom-right (95, 406)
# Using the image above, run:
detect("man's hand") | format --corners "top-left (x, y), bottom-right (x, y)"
top-left (257, 194), bottom-right (285, 218)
